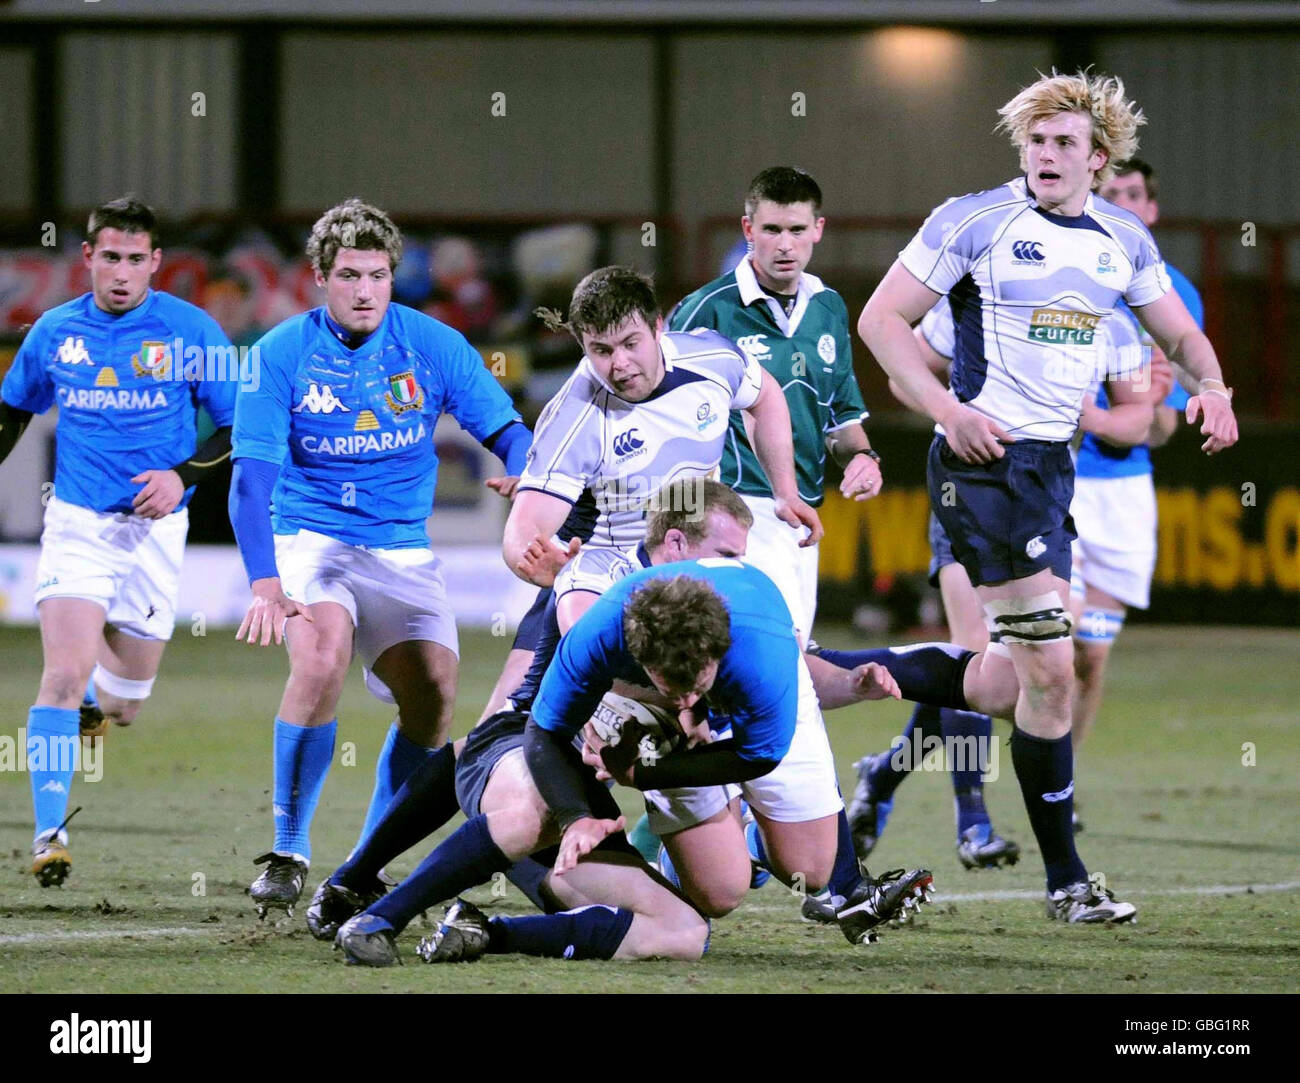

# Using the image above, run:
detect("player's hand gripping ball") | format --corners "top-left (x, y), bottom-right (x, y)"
top-left (585, 692), bottom-right (685, 784)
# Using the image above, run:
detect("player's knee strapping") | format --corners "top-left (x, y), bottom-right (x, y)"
top-left (1074, 607), bottom-right (1125, 645)
top-left (91, 664), bottom-right (156, 702)
top-left (983, 593), bottom-right (1072, 647)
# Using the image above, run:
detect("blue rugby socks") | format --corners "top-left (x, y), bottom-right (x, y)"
top-left (28, 706), bottom-right (79, 840)
top-left (271, 717), bottom-right (336, 862)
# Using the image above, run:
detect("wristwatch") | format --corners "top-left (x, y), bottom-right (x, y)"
top-left (851, 448), bottom-right (882, 465)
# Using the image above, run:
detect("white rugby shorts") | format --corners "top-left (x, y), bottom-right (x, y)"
top-left (34, 494), bottom-right (187, 640)
top-left (1069, 473), bottom-right (1157, 610)
top-left (274, 530), bottom-right (458, 702)
top-left (739, 494), bottom-right (818, 645)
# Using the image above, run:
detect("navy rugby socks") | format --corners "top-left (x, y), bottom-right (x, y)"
top-left (1010, 728), bottom-right (1086, 891)
top-left (488, 905), bottom-right (635, 960)
top-left (355, 722), bottom-right (436, 851)
top-left (335, 742), bottom-right (459, 890)
top-left (367, 814), bottom-right (510, 933)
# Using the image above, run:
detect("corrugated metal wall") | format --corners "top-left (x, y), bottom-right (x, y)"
top-left (278, 33), bottom-right (656, 217)
top-left (58, 32), bottom-right (238, 215)
top-left (0, 28), bottom-right (1290, 223)
top-left (1097, 32), bottom-right (1300, 228)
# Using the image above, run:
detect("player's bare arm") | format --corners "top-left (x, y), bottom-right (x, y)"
top-left (803, 651), bottom-right (901, 709)
top-left (503, 488), bottom-right (580, 586)
top-left (826, 423), bottom-right (882, 501)
top-left (860, 263), bottom-right (1012, 464)
top-left (742, 368), bottom-right (824, 544)
top-left (1132, 289), bottom-right (1238, 453)
top-left (1081, 359), bottom-right (1166, 448)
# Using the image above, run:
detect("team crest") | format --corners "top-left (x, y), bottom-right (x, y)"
top-left (131, 341), bottom-right (171, 379)
top-left (385, 371), bottom-right (424, 415)
top-left (817, 334), bottom-right (836, 364)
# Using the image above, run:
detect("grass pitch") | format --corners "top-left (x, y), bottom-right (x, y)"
top-left (1, 622), bottom-right (1296, 994)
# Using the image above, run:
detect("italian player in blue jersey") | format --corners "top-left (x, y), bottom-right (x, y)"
top-left (0, 197), bottom-right (238, 886)
top-left (228, 199), bottom-right (530, 918)
top-left (859, 71), bottom-right (1238, 924)
top-left (1070, 159), bottom-right (1197, 762)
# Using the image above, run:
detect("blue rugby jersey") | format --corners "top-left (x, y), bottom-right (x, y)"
top-left (1, 290), bottom-right (237, 514)
top-left (232, 303), bottom-right (520, 549)
top-left (531, 559), bottom-right (800, 764)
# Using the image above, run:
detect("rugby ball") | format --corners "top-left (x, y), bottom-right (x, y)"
top-left (588, 692), bottom-right (683, 767)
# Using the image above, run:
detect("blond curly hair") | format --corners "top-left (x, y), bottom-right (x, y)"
top-left (996, 70), bottom-right (1145, 187)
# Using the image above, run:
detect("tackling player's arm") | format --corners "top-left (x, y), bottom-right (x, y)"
top-left (1131, 290), bottom-right (1237, 454)
top-left (742, 369), bottom-right (824, 544)
top-left (860, 263), bottom-right (1011, 464)
top-left (503, 489), bottom-right (582, 588)
top-left (887, 325), bottom-right (952, 414)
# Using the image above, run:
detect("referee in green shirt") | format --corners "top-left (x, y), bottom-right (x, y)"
top-left (670, 167), bottom-right (881, 647)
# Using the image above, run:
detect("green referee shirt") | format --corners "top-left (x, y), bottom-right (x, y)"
top-left (669, 257), bottom-right (868, 506)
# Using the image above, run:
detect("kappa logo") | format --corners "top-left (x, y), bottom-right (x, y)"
top-left (1025, 535), bottom-right (1047, 559)
top-left (612, 428), bottom-right (646, 458)
top-left (1011, 240), bottom-right (1046, 264)
top-left (735, 334), bottom-right (770, 362)
top-left (293, 383), bottom-right (351, 414)
top-left (56, 336), bottom-right (93, 366)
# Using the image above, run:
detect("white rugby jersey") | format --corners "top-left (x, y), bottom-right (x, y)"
top-left (520, 328), bottom-right (763, 550)
top-left (919, 296), bottom-right (1150, 394)
top-left (900, 176), bottom-right (1170, 441)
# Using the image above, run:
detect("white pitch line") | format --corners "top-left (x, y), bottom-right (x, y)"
top-left (0, 925), bottom-right (217, 946)
top-left (928, 880), bottom-right (1300, 904)
top-left (4, 881), bottom-right (1298, 946)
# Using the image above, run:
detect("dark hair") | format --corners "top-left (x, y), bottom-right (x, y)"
top-left (1110, 157), bottom-right (1157, 200)
top-left (565, 266), bottom-right (661, 341)
top-left (306, 197), bottom-right (403, 277)
top-left (86, 197), bottom-right (159, 250)
top-left (744, 167), bottom-right (823, 217)
top-left (644, 479), bottom-right (753, 553)
top-left (623, 576), bottom-right (731, 691)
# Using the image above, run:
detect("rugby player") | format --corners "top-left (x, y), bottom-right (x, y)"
top-left (857, 71), bottom-right (1237, 923)
top-left (228, 198), bottom-right (530, 917)
top-left (0, 197), bottom-right (237, 885)
top-left (837, 302), bottom-right (1166, 866)
top-left (501, 265), bottom-right (822, 632)
top-left (669, 166), bottom-right (880, 647)
top-left (320, 481), bottom-right (919, 964)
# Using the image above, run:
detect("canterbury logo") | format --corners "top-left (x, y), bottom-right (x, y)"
top-left (612, 429), bottom-right (645, 457)
top-left (1042, 780), bottom-right (1075, 803)
top-left (293, 383), bottom-right (351, 414)
top-left (56, 336), bottom-right (93, 365)
top-left (1012, 241), bottom-right (1045, 262)
top-left (735, 334), bottom-right (770, 361)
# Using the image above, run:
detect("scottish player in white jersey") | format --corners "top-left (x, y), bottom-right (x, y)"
top-left (229, 199), bottom-right (530, 918)
top-left (859, 71), bottom-right (1238, 924)
top-left (0, 198), bottom-right (238, 886)
top-left (505, 268), bottom-right (821, 630)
